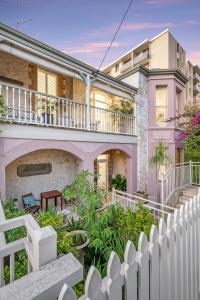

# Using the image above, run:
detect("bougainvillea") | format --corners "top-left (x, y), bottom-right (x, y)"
top-left (170, 103), bottom-right (200, 161)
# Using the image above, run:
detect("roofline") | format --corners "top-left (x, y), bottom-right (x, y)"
top-left (102, 39), bottom-right (149, 71)
top-left (149, 28), bottom-right (169, 42)
top-left (103, 28), bottom-right (186, 73)
top-left (0, 22), bottom-right (137, 94)
top-left (118, 65), bottom-right (188, 84)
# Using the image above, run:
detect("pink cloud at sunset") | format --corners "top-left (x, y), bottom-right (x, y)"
top-left (144, 0), bottom-right (184, 5)
top-left (189, 51), bottom-right (200, 66)
top-left (64, 41), bottom-right (123, 54)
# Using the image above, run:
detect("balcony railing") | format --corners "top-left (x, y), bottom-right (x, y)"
top-left (133, 50), bottom-right (149, 65)
top-left (0, 82), bottom-right (136, 136)
top-left (193, 85), bottom-right (200, 94)
top-left (193, 73), bottom-right (200, 82)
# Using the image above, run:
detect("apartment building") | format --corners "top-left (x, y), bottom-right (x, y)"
top-left (103, 29), bottom-right (186, 78)
top-left (186, 61), bottom-right (200, 103)
top-left (0, 23), bottom-right (138, 203)
top-left (103, 29), bottom-right (188, 200)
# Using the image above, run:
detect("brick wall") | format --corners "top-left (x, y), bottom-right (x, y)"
top-left (0, 51), bottom-right (30, 88)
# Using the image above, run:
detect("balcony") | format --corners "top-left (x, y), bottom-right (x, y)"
top-left (0, 82), bottom-right (136, 136)
top-left (193, 85), bottom-right (200, 95)
top-left (120, 61), bottom-right (132, 73)
top-left (133, 50), bottom-right (149, 65)
top-left (193, 73), bottom-right (200, 83)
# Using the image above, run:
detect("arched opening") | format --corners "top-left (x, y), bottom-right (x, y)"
top-left (6, 149), bottom-right (81, 206)
top-left (94, 149), bottom-right (129, 192)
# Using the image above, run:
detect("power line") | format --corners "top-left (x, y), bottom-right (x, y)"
top-left (95, 0), bottom-right (134, 76)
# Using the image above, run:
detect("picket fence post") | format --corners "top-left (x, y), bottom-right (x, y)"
top-left (58, 283), bottom-right (77, 300)
top-left (137, 232), bottom-right (149, 300)
top-left (124, 240), bottom-right (138, 300)
top-left (166, 213), bottom-right (176, 300)
top-left (149, 225), bottom-right (159, 300)
top-left (173, 209), bottom-right (182, 300)
top-left (106, 251), bottom-right (123, 300)
top-left (158, 218), bottom-right (169, 300)
top-left (85, 266), bottom-right (105, 300)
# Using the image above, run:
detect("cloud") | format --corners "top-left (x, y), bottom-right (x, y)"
top-left (64, 41), bottom-right (122, 54)
top-left (189, 51), bottom-right (200, 66)
top-left (122, 21), bottom-right (173, 31)
top-left (144, 0), bottom-right (183, 5)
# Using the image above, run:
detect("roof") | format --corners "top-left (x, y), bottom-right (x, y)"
top-left (102, 28), bottom-right (185, 72)
top-left (0, 23), bottom-right (137, 94)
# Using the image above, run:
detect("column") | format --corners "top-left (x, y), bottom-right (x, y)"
top-left (85, 74), bottom-right (91, 131)
top-left (126, 148), bottom-right (137, 194)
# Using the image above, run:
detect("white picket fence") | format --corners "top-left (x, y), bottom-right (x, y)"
top-left (58, 189), bottom-right (200, 300)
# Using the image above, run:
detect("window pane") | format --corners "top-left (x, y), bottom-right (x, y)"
top-left (38, 70), bottom-right (46, 94)
top-left (156, 86), bottom-right (167, 106)
top-left (156, 86), bottom-right (167, 126)
top-left (156, 107), bottom-right (167, 126)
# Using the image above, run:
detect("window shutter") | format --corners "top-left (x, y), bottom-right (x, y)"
top-left (38, 70), bottom-right (46, 94)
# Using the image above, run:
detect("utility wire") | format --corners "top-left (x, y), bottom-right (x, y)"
top-left (95, 0), bottom-right (134, 76)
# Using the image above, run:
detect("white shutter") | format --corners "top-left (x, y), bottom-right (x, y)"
top-left (47, 73), bottom-right (57, 96)
top-left (37, 69), bottom-right (46, 94)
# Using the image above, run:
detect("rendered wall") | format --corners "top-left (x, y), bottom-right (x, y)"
top-left (6, 149), bottom-right (79, 203)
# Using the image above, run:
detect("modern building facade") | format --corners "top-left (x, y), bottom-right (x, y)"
top-left (103, 29), bottom-right (186, 78)
top-left (186, 61), bottom-right (200, 103)
top-left (103, 29), bottom-right (188, 199)
top-left (0, 23), bottom-right (138, 203)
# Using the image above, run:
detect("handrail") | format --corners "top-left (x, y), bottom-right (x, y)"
top-left (115, 189), bottom-right (175, 211)
top-left (161, 160), bottom-right (200, 205)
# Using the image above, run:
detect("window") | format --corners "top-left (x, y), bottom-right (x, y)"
top-left (37, 69), bottom-right (57, 96)
top-left (155, 86), bottom-right (168, 127)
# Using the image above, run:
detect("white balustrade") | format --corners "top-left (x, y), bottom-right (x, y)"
top-left (0, 82), bottom-right (136, 136)
top-left (90, 105), bottom-right (135, 135)
top-left (0, 201), bottom-right (57, 287)
top-left (58, 190), bottom-right (200, 300)
top-left (112, 188), bottom-right (175, 220)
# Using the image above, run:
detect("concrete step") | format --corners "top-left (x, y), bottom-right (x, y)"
top-left (182, 190), bottom-right (198, 198)
top-left (179, 196), bottom-right (191, 204)
top-left (175, 203), bottom-right (182, 209)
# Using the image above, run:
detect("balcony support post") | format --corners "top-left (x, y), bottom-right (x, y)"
top-left (85, 74), bottom-right (91, 131)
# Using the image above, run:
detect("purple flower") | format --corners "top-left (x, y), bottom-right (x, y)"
top-left (176, 130), bottom-right (187, 141)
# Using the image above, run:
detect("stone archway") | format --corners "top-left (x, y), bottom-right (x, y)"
top-left (5, 148), bottom-right (83, 205)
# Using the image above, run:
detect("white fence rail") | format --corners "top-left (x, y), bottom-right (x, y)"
top-left (161, 161), bottom-right (200, 205)
top-left (0, 201), bottom-right (57, 287)
top-left (59, 190), bottom-right (200, 300)
top-left (112, 188), bottom-right (175, 219)
top-left (0, 82), bottom-right (135, 136)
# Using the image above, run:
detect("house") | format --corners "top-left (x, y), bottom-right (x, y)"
top-left (103, 29), bottom-right (188, 200)
top-left (0, 23), bottom-right (138, 204)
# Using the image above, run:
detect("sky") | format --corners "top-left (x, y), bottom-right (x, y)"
top-left (0, 0), bottom-right (200, 68)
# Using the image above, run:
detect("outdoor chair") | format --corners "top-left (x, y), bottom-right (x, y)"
top-left (22, 193), bottom-right (41, 215)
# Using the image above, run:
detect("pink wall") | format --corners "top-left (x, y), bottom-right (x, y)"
top-left (147, 73), bottom-right (186, 200)
top-left (0, 138), bottom-right (137, 200)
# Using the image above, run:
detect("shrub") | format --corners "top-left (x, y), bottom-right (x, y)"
top-left (110, 174), bottom-right (127, 191)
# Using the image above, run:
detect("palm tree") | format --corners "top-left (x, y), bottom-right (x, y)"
top-left (149, 140), bottom-right (171, 203)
